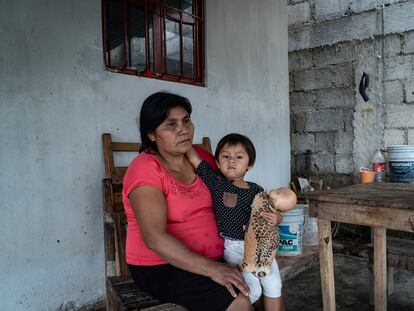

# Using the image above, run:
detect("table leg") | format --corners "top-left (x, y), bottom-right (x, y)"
top-left (318, 219), bottom-right (335, 311)
top-left (373, 226), bottom-right (387, 311)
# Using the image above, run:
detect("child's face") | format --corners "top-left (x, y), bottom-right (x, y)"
top-left (216, 143), bottom-right (251, 182)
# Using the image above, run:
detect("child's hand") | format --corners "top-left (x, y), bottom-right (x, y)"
top-left (261, 211), bottom-right (283, 226)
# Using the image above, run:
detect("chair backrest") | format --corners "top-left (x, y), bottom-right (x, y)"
top-left (102, 133), bottom-right (212, 183)
top-left (102, 133), bottom-right (212, 278)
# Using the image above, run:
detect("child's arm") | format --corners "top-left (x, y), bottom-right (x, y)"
top-left (186, 146), bottom-right (202, 169)
top-left (186, 146), bottom-right (221, 192)
top-left (261, 211), bottom-right (283, 226)
top-left (261, 188), bottom-right (297, 226)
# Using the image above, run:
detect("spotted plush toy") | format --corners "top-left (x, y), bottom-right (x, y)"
top-left (241, 188), bottom-right (296, 278)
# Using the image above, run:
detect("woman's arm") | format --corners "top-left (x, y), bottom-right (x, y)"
top-left (129, 186), bottom-right (250, 298)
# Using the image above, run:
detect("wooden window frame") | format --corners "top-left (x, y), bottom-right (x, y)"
top-left (102, 0), bottom-right (205, 86)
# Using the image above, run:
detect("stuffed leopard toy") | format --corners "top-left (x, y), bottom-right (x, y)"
top-left (241, 188), bottom-right (296, 278)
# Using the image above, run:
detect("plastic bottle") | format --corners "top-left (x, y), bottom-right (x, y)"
top-left (372, 149), bottom-right (385, 182)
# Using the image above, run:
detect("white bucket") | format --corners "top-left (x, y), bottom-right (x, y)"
top-left (303, 204), bottom-right (319, 246)
top-left (387, 145), bottom-right (414, 183)
top-left (278, 204), bottom-right (305, 256)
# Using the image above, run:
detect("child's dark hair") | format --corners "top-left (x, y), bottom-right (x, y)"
top-left (215, 133), bottom-right (256, 166)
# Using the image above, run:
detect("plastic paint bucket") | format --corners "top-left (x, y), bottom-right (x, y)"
top-left (278, 204), bottom-right (305, 256)
top-left (303, 204), bottom-right (318, 246)
top-left (387, 145), bottom-right (414, 183)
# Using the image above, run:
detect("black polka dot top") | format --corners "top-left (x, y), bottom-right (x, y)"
top-left (196, 161), bottom-right (263, 240)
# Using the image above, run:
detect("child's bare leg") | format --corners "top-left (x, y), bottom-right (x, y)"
top-left (226, 293), bottom-right (253, 311)
top-left (263, 295), bottom-right (285, 311)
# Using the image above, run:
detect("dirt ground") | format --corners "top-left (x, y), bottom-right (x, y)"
top-left (283, 254), bottom-right (414, 311)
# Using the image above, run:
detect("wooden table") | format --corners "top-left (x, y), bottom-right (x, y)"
top-left (300, 182), bottom-right (414, 311)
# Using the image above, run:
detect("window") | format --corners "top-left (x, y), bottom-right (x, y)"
top-left (102, 0), bottom-right (205, 86)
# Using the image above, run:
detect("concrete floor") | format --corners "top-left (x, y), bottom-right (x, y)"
top-left (93, 252), bottom-right (414, 310)
top-left (283, 254), bottom-right (414, 311)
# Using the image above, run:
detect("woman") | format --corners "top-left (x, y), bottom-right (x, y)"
top-left (122, 92), bottom-right (253, 310)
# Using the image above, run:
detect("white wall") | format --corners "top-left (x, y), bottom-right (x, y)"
top-left (0, 1), bottom-right (289, 309)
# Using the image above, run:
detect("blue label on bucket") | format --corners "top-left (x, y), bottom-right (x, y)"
top-left (278, 223), bottom-right (303, 253)
top-left (389, 161), bottom-right (414, 182)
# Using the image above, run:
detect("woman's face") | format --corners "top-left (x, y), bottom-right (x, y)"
top-left (149, 106), bottom-right (194, 156)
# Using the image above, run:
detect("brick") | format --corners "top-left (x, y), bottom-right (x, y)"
top-left (294, 153), bottom-right (310, 175)
top-left (290, 91), bottom-right (315, 113)
top-left (353, 39), bottom-right (377, 61)
top-left (384, 2), bottom-right (414, 35)
top-left (335, 155), bottom-right (354, 174)
top-left (351, 0), bottom-right (401, 14)
top-left (293, 113), bottom-right (307, 132)
top-left (313, 0), bottom-right (352, 20)
top-left (384, 128), bottom-right (405, 147)
top-left (386, 104), bottom-right (414, 127)
top-left (290, 117), bottom-right (295, 135)
top-left (314, 87), bottom-right (355, 109)
top-left (304, 109), bottom-right (344, 132)
top-left (291, 133), bottom-right (315, 153)
top-left (335, 130), bottom-right (354, 154)
top-left (314, 132), bottom-right (335, 153)
top-left (384, 55), bottom-right (414, 81)
top-left (288, 2), bottom-right (312, 25)
top-left (332, 174), bottom-right (355, 187)
top-left (383, 34), bottom-right (402, 58)
top-left (293, 63), bottom-right (352, 91)
top-left (310, 154), bottom-right (335, 174)
top-left (289, 49), bottom-right (313, 72)
top-left (288, 0), bottom-right (307, 5)
top-left (404, 79), bottom-right (414, 103)
top-left (313, 42), bottom-right (355, 67)
top-left (383, 80), bottom-right (403, 105)
top-left (404, 30), bottom-right (414, 54)
top-left (408, 129), bottom-right (414, 145)
top-left (343, 110), bottom-right (354, 132)
top-left (289, 10), bottom-right (378, 51)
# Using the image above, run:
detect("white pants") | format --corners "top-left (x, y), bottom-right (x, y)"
top-left (223, 238), bottom-right (282, 304)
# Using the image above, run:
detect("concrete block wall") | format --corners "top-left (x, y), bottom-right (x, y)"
top-left (288, 0), bottom-right (414, 187)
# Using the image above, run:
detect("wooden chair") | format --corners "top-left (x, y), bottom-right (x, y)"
top-left (102, 133), bottom-right (212, 311)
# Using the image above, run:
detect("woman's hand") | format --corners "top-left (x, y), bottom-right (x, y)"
top-left (209, 262), bottom-right (250, 298)
top-left (261, 211), bottom-right (283, 226)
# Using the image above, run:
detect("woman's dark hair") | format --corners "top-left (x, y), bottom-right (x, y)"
top-left (214, 133), bottom-right (256, 166)
top-left (139, 92), bottom-right (192, 153)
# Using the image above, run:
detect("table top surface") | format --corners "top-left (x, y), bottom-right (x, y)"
top-left (299, 182), bottom-right (414, 210)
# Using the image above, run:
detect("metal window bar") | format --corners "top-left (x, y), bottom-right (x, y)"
top-left (123, 0), bottom-right (129, 68)
top-left (179, 12), bottom-right (183, 78)
top-left (144, 0), bottom-right (150, 73)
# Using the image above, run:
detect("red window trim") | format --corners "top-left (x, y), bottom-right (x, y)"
top-left (101, 0), bottom-right (205, 86)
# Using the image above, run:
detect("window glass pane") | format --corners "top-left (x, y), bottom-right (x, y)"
top-left (182, 24), bottom-right (194, 78)
top-left (165, 18), bottom-right (181, 75)
top-left (182, 0), bottom-right (193, 13)
top-left (106, 0), bottom-right (125, 67)
top-left (128, 5), bottom-right (146, 71)
top-left (166, 0), bottom-right (180, 9)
